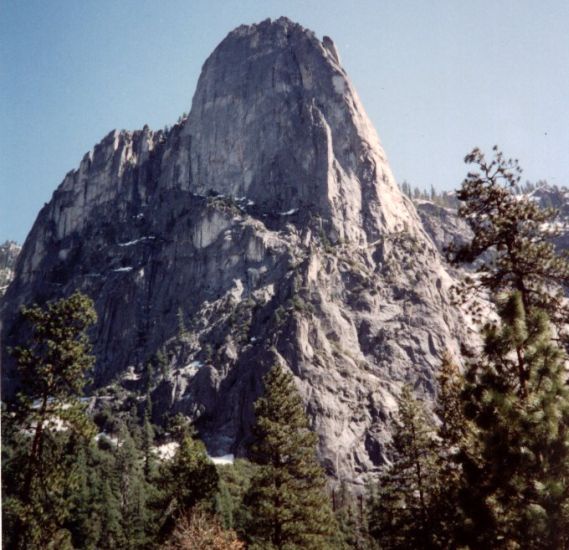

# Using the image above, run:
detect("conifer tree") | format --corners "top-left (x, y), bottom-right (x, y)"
top-left (3, 291), bottom-right (97, 549)
top-left (334, 482), bottom-right (372, 550)
top-left (99, 477), bottom-right (123, 549)
top-left (445, 148), bottom-right (569, 547)
top-left (114, 425), bottom-right (149, 548)
top-left (140, 391), bottom-right (156, 481)
top-left (66, 439), bottom-right (122, 549)
top-left (243, 365), bottom-right (341, 549)
top-left (368, 385), bottom-right (440, 549)
top-left (67, 444), bottom-right (103, 549)
top-left (430, 353), bottom-right (469, 547)
top-left (446, 146), bottom-right (569, 326)
top-left (157, 429), bottom-right (220, 540)
top-left (215, 458), bottom-right (257, 534)
top-left (457, 293), bottom-right (569, 548)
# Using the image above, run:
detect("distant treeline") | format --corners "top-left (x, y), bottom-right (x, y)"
top-left (400, 178), bottom-right (564, 209)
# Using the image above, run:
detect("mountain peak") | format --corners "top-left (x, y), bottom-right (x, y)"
top-left (230, 16), bottom-right (316, 39)
top-left (2, 21), bottom-right (464, 480)
top-left (166, 18), bottom-right (419, 245)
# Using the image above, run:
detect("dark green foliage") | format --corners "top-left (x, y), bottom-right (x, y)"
top-left (68, 440), bottom-right (123, 549)
top-left (114, 425), bottom-right (150, 547)
top-left (244, 365), bottom-right (341, 549)
top-left (142, 411), bottom-right (156, 480)
top-left (99, 477), bottom-right (123, 549)
top-left (430, 353), bottom-right (468, 546)
top-left (435, 353), bottom-right (468, 448)
top-left (373, 355), bottom-right (467, 548)
top-left (66, 422), bottom-right (161, 549)
top-left (3, 292), bottom-right (97, 549)
top-left (215, 458), bottom-right (257, 534)
top-left (333, 483), bottom-right (372, 549)
top-left (63, 412), bottom-right (221, 549)
top-left (443, 149), bottom-right (569, 548)
top-left (368, 386), bottom-right (440, 549)
top-left (457, 293), bottom-right (569, 548)
top-left (157, 432), bottom-right (220, 540)
top-left (1, 296), bottom-right (257, 548)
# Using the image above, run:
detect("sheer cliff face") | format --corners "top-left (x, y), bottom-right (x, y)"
top-left (165, 17), bottom-right (420, 244)
top-left (2, 18), bottom-right (466, 482)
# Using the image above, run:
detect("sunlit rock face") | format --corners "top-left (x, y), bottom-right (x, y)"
top-left (0, 241), bottom-right (21, 297)
top-left (174, 17), bottom-right (420, 245)
top-left (1, 17), bottom-right (467, 484)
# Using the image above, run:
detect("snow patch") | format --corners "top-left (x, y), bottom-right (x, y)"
top-left (113, 266), bottom-right (133, 273)
top-left (210, 454), bottom-right (235, 465)
top-left (122, 366), bottom-right (141, 381)
top-left (279, 208), bottom-right (298, 216)
top-left (154, 441), bottom-right (179, 460)
top-left (118, 236), bottom-right (156, 247)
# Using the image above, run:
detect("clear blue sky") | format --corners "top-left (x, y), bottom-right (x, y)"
top-left (2, 0), bottom-right (568, 243)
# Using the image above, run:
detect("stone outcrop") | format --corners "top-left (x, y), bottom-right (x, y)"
top-left (1, 17), bottom-right (468, 484)
top-left (0, 241), bottom-right (20, 297)
top-left (414, 185), bottom-right (569, 259)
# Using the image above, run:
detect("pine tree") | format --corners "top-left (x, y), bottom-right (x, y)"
top-left (67, 443), bottom-right (101, 549)
top-left (430, 353), bottom-right (469, 547)
top-left (140, 391), bottom-right (156, 481)
top-left (457, 292), bottom-right (569, 548)
top-left (442, 148), bottom-right (569, 548)
top-left (215, 458), bottom-right (257, 534)
top-left (334, 482), bottom-right (372, 550)
top-left (99, 477), bottom-right (124, 549)
top-left (243, 365), bottom-right (341, 549)
top-left (114, 425), bottom-right (149, 548)
top-left (446, 146), bottom-right (569, 327)
top-left (142, 410), bottom-right (156, 480)
top-left (157, 430), bottom-right (220, 540)
top-left (66, 439), bottom-right (121, 549)
top-left (3, 291), bottom-right (97, 549)
top-left (368, 385), bottom-right (440, 549)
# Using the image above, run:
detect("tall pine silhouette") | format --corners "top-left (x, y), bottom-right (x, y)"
top-left (448, 147), bottom-right (569, 548)
top-left (447, 146), bottom-right (569, 327)
top-left (457, 293), bottom-right (569, 548)
top-left (244, 365), bottom-right (340, 549)
top-left (3, 292), bottom-right (97, 549)
top-left (368, 386), bottom-right (440, 549)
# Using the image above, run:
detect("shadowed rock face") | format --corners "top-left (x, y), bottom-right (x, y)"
top-left (1, 17), bottom-right (467, 483)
